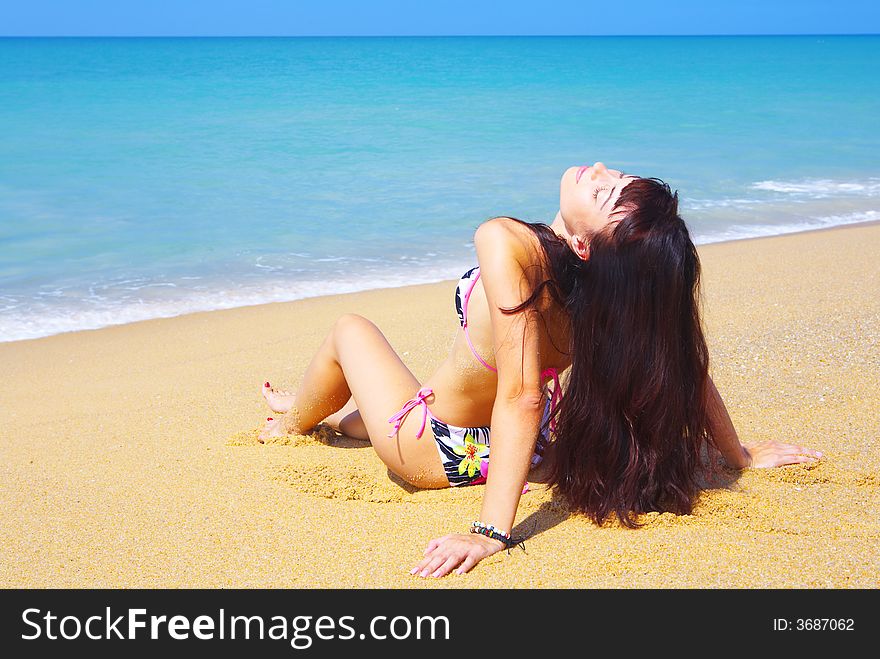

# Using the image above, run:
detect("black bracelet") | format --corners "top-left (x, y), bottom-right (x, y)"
top-left (470, 521), bottom-right (526, 553)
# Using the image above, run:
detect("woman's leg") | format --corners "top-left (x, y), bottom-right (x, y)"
top-left (261, 314), bottom-right (447, 487)
top-left (323, 397), bottom-right (369, 440)
top-left (263, 383), bottom-right (367, 438)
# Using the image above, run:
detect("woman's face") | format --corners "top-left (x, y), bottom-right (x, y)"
top-left (559, 162), bottom-right (638, 236)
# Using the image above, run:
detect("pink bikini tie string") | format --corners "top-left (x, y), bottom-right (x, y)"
top-left (387, 387), bottom-right (434, 439)
top-left (542, 367), bottom-right (562, 433)
top-left (462, 269), bottom-right (498, 373)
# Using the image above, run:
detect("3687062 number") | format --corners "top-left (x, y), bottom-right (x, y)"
top-left (796, 619), bottom-right (854, 631)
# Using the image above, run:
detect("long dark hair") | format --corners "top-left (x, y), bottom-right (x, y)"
top-left (506, 177), bottom-right (714, 527)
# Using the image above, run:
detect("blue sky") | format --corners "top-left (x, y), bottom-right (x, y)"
top-left (1, 0), bottom-right (878, 36)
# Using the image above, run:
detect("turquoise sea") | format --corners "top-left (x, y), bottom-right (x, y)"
top-left (1, 36), bottom-right (878, 342)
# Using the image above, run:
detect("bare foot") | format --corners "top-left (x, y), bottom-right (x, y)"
top-left (259, 416), bottom-right (288, 443)
top-left (262, 381), bottom-right (295, 414)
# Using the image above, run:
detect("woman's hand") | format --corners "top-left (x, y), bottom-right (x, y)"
top-left (742, 441), bottom-right (824, 468)
top-left (410, 533), bottom-right (505, 578)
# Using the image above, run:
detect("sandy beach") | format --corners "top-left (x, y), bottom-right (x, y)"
top-left (1, 222), bottom-right (878, 589)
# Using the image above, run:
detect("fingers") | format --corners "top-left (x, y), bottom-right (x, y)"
top-left (420, 536), bottom-right (496, 578)
top-left (776, 453), bottom-right (820, 467)
top-left (411, 553), bottom-right (434, 576)
top-left (744, 441), bottom-right (825, 468)
top-left (412, 538), bottom-right (448, 575)
top-left (417, 553), bottom-right (451, 579)
top-left (796, 445), bottom-right (822, 458)
top-left (747, 440), bottom-right (823, 455)
top-left (411, 535), bottom-right (486, 578)
top-left (776, 444), bottom-right (823, 463)
top-left (431, 555), bottom-right (462, 579)
top-left (455, 555), bottom-right (479, 575)
top-left (778, 443), bottom-right (823, 459)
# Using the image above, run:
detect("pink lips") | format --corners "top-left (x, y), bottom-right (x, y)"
top-left (575, 165), bottom-right (589, 184)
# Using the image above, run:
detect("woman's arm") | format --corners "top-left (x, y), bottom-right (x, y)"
top-left (706, 375), bottom-right (750, 468)
top-left (475, 218), bottom-right (546, 535)
top-left (707, 375), bottom-right (824, 468)
top-left (411, 218), bottom-right (545, 578)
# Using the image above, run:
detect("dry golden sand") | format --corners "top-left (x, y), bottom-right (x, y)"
top-left (1, 223), bottom-right (878, 588)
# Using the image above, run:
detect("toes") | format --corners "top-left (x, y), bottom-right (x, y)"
top-left (262, 382), bottom-right (292, 397)
top-left (257, 417), bottom-right (275, 443)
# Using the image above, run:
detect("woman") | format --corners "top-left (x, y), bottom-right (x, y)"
top-left (259, 162), bottom-right (823, 578)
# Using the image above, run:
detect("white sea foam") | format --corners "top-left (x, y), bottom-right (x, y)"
top-left (0, 262), bottom-right (474, 343)
top-left (751, 178), bottom-right (880, 197)
top-left (683, 197), bottom-right (764, 211)
top-left (683, 178), bottom-right (880, 211)
top-left (5, 175), bottom-right (880, 343)
top-left (693, 210), bottom-right (880, 245)
top-left (5, 205), bottom-right (878, 343)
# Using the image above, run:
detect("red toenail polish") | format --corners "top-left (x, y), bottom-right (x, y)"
top-left (267, 417), bottom-right (273, 421)
top-left (265, 381), bottom-right (270, 387)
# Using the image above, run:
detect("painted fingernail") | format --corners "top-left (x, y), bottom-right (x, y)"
top-left (265, 381), bottom-right (271, 387)
top-left (432, 571), bottom-right (441, 578)
top-left (267, 417), bottom-right (273, 421)
top-left (420, 570), bottom-right (429, 578)
top-left (410, 568), bottom-right (418, 575)
top-left (817, 451), bottom-right (823, 457)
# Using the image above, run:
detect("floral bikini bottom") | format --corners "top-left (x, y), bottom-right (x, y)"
top-left (430, 401), bottom-right (552, 486)
top-left (387, 387), bottom-right (553, 487)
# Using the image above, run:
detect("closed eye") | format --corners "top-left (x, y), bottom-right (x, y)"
top-left (601, 174), bottom-right (638, 209)
top-left (592, 184), bottom-right (610, 200)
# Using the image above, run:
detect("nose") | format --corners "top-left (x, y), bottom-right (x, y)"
top-left (590, 162), bottom-right (608, 180)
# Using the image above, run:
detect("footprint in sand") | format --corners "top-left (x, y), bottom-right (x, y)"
top-left (226, 423), bottom-right (347, 447)
top-left (228, 424), bottom-right (553, 507)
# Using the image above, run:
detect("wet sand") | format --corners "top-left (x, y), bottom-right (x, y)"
top-left (1, 222), bottom-right (878, 588)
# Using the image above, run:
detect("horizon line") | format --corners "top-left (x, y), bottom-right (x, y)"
top-left (1, 33), bottom-right (878, 38)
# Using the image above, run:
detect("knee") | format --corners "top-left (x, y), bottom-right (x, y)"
top-left (327, 313), bottom-right (373, 352)
top-left (332, 313), bottom-right (373, 338)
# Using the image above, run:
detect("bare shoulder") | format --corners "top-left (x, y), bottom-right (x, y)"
top-left (473, 217), bottom-right (543, 269)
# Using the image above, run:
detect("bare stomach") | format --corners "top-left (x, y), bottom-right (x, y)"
top-left (421, 356), bottom-right (497, 428)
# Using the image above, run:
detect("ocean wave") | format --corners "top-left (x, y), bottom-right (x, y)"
top-left (0, 262), bottom-right (474, 343)
top-left (751, 178), bottom-right (880, 197)
top-left (3, 205), bottom-right (878, 343)
top-left (682, 177), bottom-right (880, 211)
top-left (682, 197), bottom-right (764, 211)
top-left (693, 210), bottom-right (880, 245)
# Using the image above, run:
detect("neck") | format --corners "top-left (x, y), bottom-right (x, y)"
top-left (550, 210), bottom-right (571, 240)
